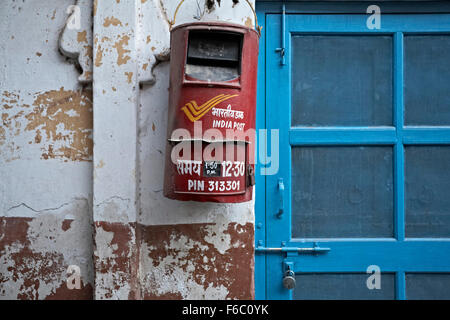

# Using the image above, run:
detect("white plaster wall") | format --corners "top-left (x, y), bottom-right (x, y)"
top-left (0, 1), bottom-right (93, 214)
top-left (1, 0), bottom-right (258, 300)
top-left (0, 0), bottom-right (94, 298)
top-left (138, 0), bottom-right (257, 226)
top-left (0, 0), bottom-right (258, 227)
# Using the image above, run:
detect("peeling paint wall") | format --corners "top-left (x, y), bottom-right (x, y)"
top-left (139, 221), bottom-right (254, 300)
top-left (138, 0), bottom-right (256, 300)
top-left (1, 0), bottom-right (256, 300)
top-left (0, 0), bottom-right (94, 300)
top-left (0, 200), bottom-right (93, 299)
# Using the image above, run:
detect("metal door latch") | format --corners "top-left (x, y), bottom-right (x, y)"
top-left (276, 178), bottom-right (285, 219)
top-left (255, 243), bottom-right (331, 255)
top-left (256, 242), bottom-right (330, 291)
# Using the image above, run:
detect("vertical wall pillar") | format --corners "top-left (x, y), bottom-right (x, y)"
top-left (92, 0), bottom-right (140, 300)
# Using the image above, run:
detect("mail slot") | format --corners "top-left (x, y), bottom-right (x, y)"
top-left (163, 21), bottom-right (260, 203)
top-left (185, 30), bottom-right (242, 82)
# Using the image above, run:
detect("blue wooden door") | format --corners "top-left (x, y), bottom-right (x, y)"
top-left (261, 12), bottom-right (450, 299)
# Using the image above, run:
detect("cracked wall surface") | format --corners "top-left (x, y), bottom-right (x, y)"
top-left (0, 199), bottom-right (94, 299)
top-left (1, 0), bottom-right (257, 300)
top-left (137, 0), bottom-right (256, 299)
top-left (0, 0), bottom-right (94, 300)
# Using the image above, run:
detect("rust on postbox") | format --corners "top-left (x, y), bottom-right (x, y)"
top-left (163, 21), bottom-right (260, 203)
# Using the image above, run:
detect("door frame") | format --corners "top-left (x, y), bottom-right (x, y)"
top-left (255, 1), bottom-right (450, 300)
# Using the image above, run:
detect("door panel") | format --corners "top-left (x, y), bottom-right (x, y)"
top-left (291, 35), bottom-right (393, 127)
top-left (293, 273), bottom-right (396, 300)
top-left (292, 146), bottom-right (394, 238)
top-left (405, 146), bottom-right (450, 238)
top-left (406, 273), bottom-right (450, 300)
top-left (404, 35), bottom-right (450, 125)
top-left (265, 13), bottom-right (450, 300)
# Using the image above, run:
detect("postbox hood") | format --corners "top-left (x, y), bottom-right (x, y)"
top-left (171, 21), bottom-right (260, 38)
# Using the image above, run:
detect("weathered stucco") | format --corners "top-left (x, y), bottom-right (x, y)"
top-left (140, 221), bottom-right (254, 300)
top-left (1, 0), bottom-right (94, 300)
top-left (93, 222), bottom-right (139, 300)
top-left (1, 88), bottom-right (93, 162)
top-left (1, 0), bottom-right (256, 300)
top-left (0, 199), bottom-right (94, 300)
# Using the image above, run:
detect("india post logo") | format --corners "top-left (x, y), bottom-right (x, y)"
top-left (181, 94), bottom-right (238, 122)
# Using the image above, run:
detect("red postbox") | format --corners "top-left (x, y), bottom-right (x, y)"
top-left (163, 21), bottom-right (260, 202)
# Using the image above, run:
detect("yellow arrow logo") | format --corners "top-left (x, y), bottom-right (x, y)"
top-left (181, 94), bottom-right (238, 122)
